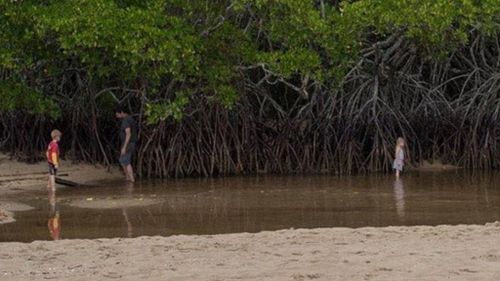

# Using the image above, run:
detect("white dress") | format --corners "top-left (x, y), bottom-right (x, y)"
top-left (393, 149), bottom-right (404, 171)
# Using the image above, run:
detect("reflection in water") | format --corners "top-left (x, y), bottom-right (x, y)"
top-left (122, 209), bottom-right (133, 238)
top-left (47, 190), bottom-right (61, 240)
top-left (122, 182), bottom-right (134, 238)
top-left (393, 179), bottom-right (405, 220)
top-left (4, 172), bottom-right (500, 242)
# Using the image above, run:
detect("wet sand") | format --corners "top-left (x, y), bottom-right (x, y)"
top-left (0, 201), bottom-right (34, 224)
top-left (1, 224), bottom-right (500, 281)
top-left (0, 153), bottom-right (122, 223)
top-left (0, 153), bottom-right (122, 194)
top-left (68, 197), bottom-right (163, 209)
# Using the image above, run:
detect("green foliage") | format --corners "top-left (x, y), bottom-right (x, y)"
top-left (259, 48), bottom-right (321, 79)
top-left (0, 81), bottom-right (60, 119)
top-left (196, 22), bottom-right (252, 108)
top-left (145, 91), bottom-right (190, 123)
top-left (212, 84), bottom-right (239, 108)
top-left (33, 0), bottom-right (200, 80)
top-left (340, 0), bottom-right (475, 48)
top-left (236, 0), bottom-right (334, 81)
top-left (1, 0), bottom-right (499, 123)
top-left (476, 0), bottom-right (500, 35)
top-left (0, 1), bottom-right (42, 69)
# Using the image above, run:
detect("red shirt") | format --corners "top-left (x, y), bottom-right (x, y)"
top-left (46, 140), bottom-right (59, 164)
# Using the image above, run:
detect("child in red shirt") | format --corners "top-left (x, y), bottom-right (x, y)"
top-left (47, 129), bottom-right (62, 192)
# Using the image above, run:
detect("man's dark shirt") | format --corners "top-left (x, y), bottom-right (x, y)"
top-left (120, 115), bottom-right (137, 145)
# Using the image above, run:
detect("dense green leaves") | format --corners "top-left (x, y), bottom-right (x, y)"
top-left (0, 80), bottom-right (60, 119)
top-left (145, 91), bottom-right (189, 123)
top-left (33, 0), bottom-right (200, 80)
top-left (1, 0), bottom-right (499, 121)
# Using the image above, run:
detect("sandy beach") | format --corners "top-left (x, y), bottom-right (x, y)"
top-left (0, 224), bottom-right (499, 281)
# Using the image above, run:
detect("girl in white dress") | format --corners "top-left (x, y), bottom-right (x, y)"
top-left (393, 137), bottom-right (406, 178)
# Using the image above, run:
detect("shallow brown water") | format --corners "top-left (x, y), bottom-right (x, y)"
top-left (1, 172), bottom-right (500, 242)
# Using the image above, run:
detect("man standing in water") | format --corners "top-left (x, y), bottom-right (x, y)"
top-left (115, 106), bottom-right (138, 182)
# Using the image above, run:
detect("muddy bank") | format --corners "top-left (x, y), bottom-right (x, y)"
top-left (1, 224), bottom-right (500, 281)
top-left (0, 153), bottom-right (122, 193)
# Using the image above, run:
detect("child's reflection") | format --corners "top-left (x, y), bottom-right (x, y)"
top-left (393, 178), bottom-right (405, 220)
top-left (47, 190), bottom-right (61, 240)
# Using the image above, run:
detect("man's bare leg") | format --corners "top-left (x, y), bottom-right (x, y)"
top-left (126, 164), bottom-right (135, 182)
top-left (122, 165), bottom-right (129, 181)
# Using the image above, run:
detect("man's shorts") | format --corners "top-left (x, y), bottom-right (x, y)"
top-left (48, 163), bottom-right (57, 176)
top-left (119, 142), bottom-right (136, 166)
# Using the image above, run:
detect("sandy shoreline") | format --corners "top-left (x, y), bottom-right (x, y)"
top-left (0, 224), bottom-right (499, 281)
top-left (0, 153), bottom-right (122, 192)
top-left (0, 153), bottom-right (123, 223)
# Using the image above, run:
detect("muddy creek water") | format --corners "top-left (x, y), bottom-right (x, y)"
top-left (1, 172), bottom-right (500, 242)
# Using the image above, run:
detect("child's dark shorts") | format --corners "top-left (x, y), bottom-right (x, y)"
top-left (119, 142), bottom-right (136, 166)
top-left (48, 163), bottom-right (57, 176)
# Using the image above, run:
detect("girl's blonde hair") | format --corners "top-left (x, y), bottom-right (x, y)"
top-left (395, 137), bottom-right (405, 154)
top-left (51, 129), bottom-right (62, 139)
